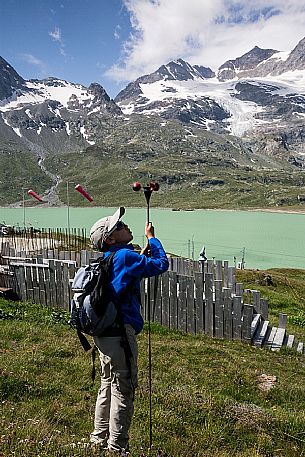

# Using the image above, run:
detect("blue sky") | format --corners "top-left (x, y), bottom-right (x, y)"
top-left (1, 0), bottom-right (305, 98)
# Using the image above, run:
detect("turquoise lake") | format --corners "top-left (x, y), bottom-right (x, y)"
top-left (0, 206), bottom-right (304, 270)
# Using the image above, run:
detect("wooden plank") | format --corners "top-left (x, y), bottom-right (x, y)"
top-left (59, 251), bottom-right (65, 260)
top-left (214, 279), bottom-right (223, 338)
top-left (25, 265), bottom-right (34, 302)
top-left (260, 298), bottom-right (269, 320)
top-left (155, 275), bottom-right (162, 324)
top-left (215, 260), bottom-right (222, 282)
top-left (279, 313), bottom-right (287, 329)
top-left (68, 264), bottom-right (76, 302)
top-left (285, 334), bottom-right (295, 349)
top-left (56, 262), bottom-right (65, 309)
top-left (15, 267), bottom-right (26, 300)
top-left (253, 320), bottom-right (269, 347)
top-left (204, 273), bottom-right (214, 336)
top-left (64, 251), bottom-right (71, 261)
top-left (228, 267), bottom-right (236, 291)
top-left (232, 296), bottom-right (242, 340)
top-left (271, 327), bottom-right (286, 351)
top-left (37, 264), bottom-right (46, 306)
top-left (48, 260), bottom-right (56, 307)
top-left (194, 272), bottom-right (204, 333)
top-left (252, 290), bottom-right (261, 314)
top-left (241, 304), bottom-right (253, 343)
top-left (264, 326), bottom-right (277, 349)
top-left (62, 263), bottom-right (70, 311)
top-left (80, 250), bottom-right (88, 266)
top-left (186, 276), bottom-right (195, 334)
top-left (169, 271), bottom-right (177, 330)
top-left (43, 267), bottom-right (51, 307)
top-left (161, 272), bottom-right (170, 328)
top-left (223, 287), bottom-right (232, 339)
top-left (206, 260), bottom-right (214, 274)
top-left (172, 257), bottom-right (177, 273)
top-left (76, 252), bottom-right (81, 267)
top-left (223, 261), bottom-right (229, 288)
top-left (235, 283), bottom-right (244, 298)
top-left (251, 314), bottom-right (261, 338)
top-left (177, 275), bottom-right (187, 332)
top-left (33, 286), bottom-right (40, 304)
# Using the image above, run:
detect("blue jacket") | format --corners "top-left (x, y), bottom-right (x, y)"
top-left (104, 238), bottom-right (169, 334)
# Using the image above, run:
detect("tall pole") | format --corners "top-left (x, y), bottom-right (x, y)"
top-left (143, 186), bottom-right (153, 453)
top-left (22, 188), bottom-right (26, 228)
top-left (66, 181), bottom-right (70, 238)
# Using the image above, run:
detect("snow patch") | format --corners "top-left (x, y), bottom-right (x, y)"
top-left (80, 125), bottom-right (95, 145)
top-left (0, 79), bottom-right (94, 112)
top-left (13, 127), bottom-right (22, 137)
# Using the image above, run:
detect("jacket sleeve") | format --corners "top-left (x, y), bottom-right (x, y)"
top-left (124, 238), bottom-right (169, 278)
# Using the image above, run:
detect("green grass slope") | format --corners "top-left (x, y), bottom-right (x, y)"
top-left (0, 297), bottom-right (304, 457)
top-left (44, 149), bottom-right (305, 210)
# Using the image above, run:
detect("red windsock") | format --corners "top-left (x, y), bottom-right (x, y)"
top-left (75, 184), bottom-right (93, 202)
top-left (28, 189), bottom-right (43, 202)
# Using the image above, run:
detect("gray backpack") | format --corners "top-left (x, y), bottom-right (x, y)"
top-left (69, 252), bottom-right (117, 351)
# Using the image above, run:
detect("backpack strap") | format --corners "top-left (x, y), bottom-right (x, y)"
top-left (76, 329), bottom-right (97, 383)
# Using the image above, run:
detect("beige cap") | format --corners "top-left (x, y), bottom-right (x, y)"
top-left (90, 207), bottom-right (125, 249)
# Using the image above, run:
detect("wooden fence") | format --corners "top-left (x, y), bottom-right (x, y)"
top-left (0, 246), bottom-right (304, 355)
top-left (0, 227), bottom-right (88, 255)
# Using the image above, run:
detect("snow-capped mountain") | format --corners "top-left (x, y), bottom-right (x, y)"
top-left (115, 37), bottom-right (305, 143)
top-left (0, 61), bottom-right (121, 156)
top-left (2, 41), bottom-right (305, 208)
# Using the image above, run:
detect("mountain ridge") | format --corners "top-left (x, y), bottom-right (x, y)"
top-left (1, 38), bottom-right (305, 208)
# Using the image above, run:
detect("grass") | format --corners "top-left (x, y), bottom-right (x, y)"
top-left (0, 290), bottom-right (305, 457)
top-left (43, 148), bottom-right (305, 210)
top-left (236, 268), bottom-right (305, 342)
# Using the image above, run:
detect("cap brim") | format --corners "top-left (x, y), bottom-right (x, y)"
top-left (107, 207), bottom-right (125, 234)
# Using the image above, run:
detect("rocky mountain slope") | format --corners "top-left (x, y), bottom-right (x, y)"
top-left (1, 37), bottom-right (305, 208)
top-left (115, 37), bottom-right (305, 151)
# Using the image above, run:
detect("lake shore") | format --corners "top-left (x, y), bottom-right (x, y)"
top-left (4, 203), bottom-right (305, 215)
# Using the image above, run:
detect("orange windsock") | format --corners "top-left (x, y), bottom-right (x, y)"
top-left (28, 189), bottom-right (43, 202)
top-left (75, 184), bottom-right (93, 202)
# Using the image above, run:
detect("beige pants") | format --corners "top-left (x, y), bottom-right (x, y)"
top-left (90, 324), bottom-right (138, 452)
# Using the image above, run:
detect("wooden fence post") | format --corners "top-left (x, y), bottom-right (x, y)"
top-left (194, 271), bottom-right (204, 333)
top-left (223, 287), bottom-right (232, 339)
top-left (186, 276), bottom-right (195, 334)
top-left (177, 275), bottom-right (187, 332)
top-left (233, 295), bottom-right (242, 340)
top-left (161, 272), bottom-right (170, 328)
top-left (214, 279), bottom-right (223, 338)
top-left (205, 273), bottom-right (214, 336)
top-left (242, 304), bottom-right (253, 343)
top-left (223, 261), bottom-right (229, 288)
top-left (169, 271), bottom-right (177, 330)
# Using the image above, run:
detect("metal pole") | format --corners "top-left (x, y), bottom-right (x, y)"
top-left (143, 186), bottom-right (153, 453)
top-left (22, 188), bottom-right (26, 228)
top-left (67, 182), bottom-right (70, 241)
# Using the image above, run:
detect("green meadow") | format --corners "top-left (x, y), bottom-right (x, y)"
top-left (1, 267), bottom-right (305, 457)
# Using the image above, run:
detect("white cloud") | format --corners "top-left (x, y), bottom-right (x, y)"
top-left (49, 26), bottom-right (67, 58)
top-left (105, 0), bottom-right (305, 83)
top-left (49, 26), bottom-right (62, 43)
top-left (114, 24), bottom-right (121, 40)
top-left (20, 53), bottom-right (47, 76)
top-left (21, 53), bottom-right (44, 66)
